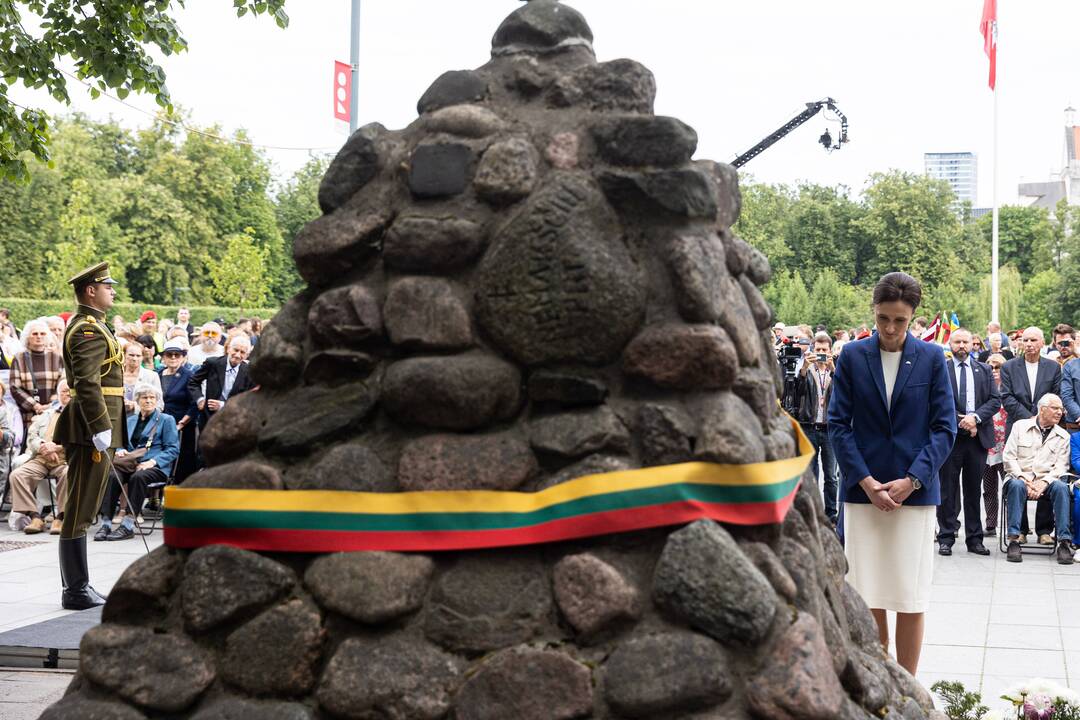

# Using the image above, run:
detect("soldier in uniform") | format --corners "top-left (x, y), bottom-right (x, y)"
top-left (53, 262), bottom-right (127, 610)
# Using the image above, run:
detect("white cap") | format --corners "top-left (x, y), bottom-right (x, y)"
top-left (162, 339), bottom-right (188, 354)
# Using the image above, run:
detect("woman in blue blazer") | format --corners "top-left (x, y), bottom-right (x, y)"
top-left (95, 383), bottom-right (179, 541)
top-left (828, 272), bottom-right (956, 676)
top-left (158, 340), bottom-right (199, 483)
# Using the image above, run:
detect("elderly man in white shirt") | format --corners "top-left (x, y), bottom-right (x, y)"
top-left (1002, 393), bottom-right (1074, 564)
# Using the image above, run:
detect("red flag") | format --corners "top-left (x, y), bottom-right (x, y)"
top-left (980, 0), bottom-right (997, 90)
top-left (921, 313), bottom-right (941, 342)
top-left (333, 61), bottom-right (351, 122)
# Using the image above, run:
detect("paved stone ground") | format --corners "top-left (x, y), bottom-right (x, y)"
top-left (0, 503), bottom-right (1075, 717)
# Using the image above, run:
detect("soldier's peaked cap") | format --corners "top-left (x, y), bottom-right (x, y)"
top-left (68, 262), bottom-right (119, 287)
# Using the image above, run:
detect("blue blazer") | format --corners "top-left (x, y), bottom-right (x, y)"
top-left (158, 365), bottom-right (198, 425)
top-left (1071, 431), bottom-right (1080, 475)
top-left (828, 333), bottom-right (957, 506)
top-left (124, 409), bottom-right (180, 477)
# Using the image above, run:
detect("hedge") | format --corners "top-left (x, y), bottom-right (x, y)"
top-left (0, 298), bottom-right (279, 329)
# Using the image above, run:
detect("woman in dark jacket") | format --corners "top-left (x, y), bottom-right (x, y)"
top-left (158, 340), bottom-right (199, 482)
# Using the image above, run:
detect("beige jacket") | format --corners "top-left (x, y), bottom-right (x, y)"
top-left (1003, 417), bottom-right (1071, 484)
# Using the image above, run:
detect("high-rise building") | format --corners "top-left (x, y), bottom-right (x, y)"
top-left (924, 152), bottom-right (978, 206)
top-left (1018, 107), bottom-right (1080, 210)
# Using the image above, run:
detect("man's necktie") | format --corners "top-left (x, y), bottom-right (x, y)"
top-left (959, 361), bottom-right (968, 414)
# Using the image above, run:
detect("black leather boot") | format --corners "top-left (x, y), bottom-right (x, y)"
top-left (59, 536), bottom-right (107, 610)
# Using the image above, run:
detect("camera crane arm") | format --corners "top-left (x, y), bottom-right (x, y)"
top-left (732, 97), bottom-right (849, 169)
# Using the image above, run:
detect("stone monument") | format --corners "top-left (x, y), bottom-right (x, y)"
top-left (46, 2), bottom-right (946, 719)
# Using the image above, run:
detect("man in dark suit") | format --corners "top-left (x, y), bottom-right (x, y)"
top-left (937, 328), bottom-right (1001, 555)
top-left (187, 334), bottom-right (255, 431)
top-left (1000, 326), bottom-right (1063, 543)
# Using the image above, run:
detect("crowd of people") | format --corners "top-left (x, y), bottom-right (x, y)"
top-left (0, 307), bottom-right (263, 539)
top-left (783, 315), bottom-right (1080, 566)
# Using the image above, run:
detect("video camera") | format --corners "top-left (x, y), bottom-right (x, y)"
top-left (776, 336), bottom-right (810, 414)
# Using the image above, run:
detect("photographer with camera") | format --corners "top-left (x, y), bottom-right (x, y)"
top-left (777, 326), bottom-right (812, 415)
top-left (795, 331), bottom-right (840, 525)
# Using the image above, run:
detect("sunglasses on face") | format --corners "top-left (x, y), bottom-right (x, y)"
top-left (201, 331), bottom-right (220, 338)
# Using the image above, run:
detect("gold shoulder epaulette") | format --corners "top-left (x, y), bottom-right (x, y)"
top-left (86, 315), bottom-right (97, 324)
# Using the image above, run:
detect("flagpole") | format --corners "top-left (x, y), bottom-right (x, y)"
top-left (990, 8), bottom-right (1000, 325)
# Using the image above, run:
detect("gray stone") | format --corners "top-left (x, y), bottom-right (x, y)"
top-left (183, 460), bottom-right (284, 490)
top-left (528, 405), bottom-right (630, 459)
top-left (717, 274), bottom-right (764, 366)
top-left (623, 323), bottom-right (738, 390)
top-left (319, 122), bottom-right (388, 213)
top-left (653, 520), bottom-right (777, 645)
top-left (746, 243), bottom-right (773, 286)
top-left (741, 274), bottom-right (773, 330)
top-left (724, 233), bottom-right (752, 275)
top-left (257, 381), bottom-right (379, 456)
top-left (398, 431), bottom-right (537, 491)
top-left (591, 115), bottom-right (698, 167)
top-left (883, 658), bottom-right (935, 714)
top-left (384, 214), bottom-right (486, 273)
top-left (423, 104), bottom-right (505, 138)
top-left (637, 403), bottom-right (695, 466)
top-left (318, 636), bottom-right (462, 720)
top-left (667, 230), bottom-right (730, 323)
top-left (382, 354), bottom-right (521, 430)
top-left (303, 349), bottom-right (378, 385)
top-left (491, 0), bottom-right (594, 55)
top-left (305, 551), bottom-right (434, 623)
top-left (527, 367), bottom-right (608, 406)
top-left (285, 442), bottom-right (395, 492)
top-left (548, 58), bottom-right (656, 113)
top-left (544, 131), bottom-right (580, 169)
top-left (884, 697), bottom-right (929, 720)
top-left (198, 389), bottom-right (265, 465)
top-left (192, 698), bottom-right (314, 720)
top-left (764, 416), bottom-right (797, 461)
top-left (597, 167), bottom-right (718, 219)
top-left (553, 553), bottom-right (640, 636)
top-left (733, 366), bottom-right (779, 425)
top-left (604, 632), bottom-right (732, 718)
top-left (455, 647), bottom-right (594, 720)
top-left (408, 142), bottom-right (474, 198)
top-left (417, 69), bottom-right (488, 113)
top-left (293, 206), bottom-right (391, 285)
top-left (739, 541), bottom-right (797, 603)
top-left (384, 276), bottom-right (473, 350)
top-left (747, 612), bottom-right (845, 720)
top-left (222, 599), bottom-right (324, 696)
top-left (40, 697), bottom-right (147, 720)
top-left (249, 324), bottom-right (305, 390)
top-left (424, 552), bottom-right (554, 653)
top-left (80, 625), bottom-right (214, 712)
top-left (474, 137), bottom-right (539, 204)
top-left (308, 284), bottom-right (383, 348)
top-left (697, 160), bottom-right (742, 229)
top-left (102, 545), bottom-right (183, 624)
top-left (842, 578), bottom-right (884, 654)
top-left (842, 649), bottom-right (892, 715)
top-left (691, 391), bottom-right (766, 464)
top-left (539, 453), bottom-right (633, 490)
top-left (475, 172), bottom-right (645, 365)
top-left (182, 545), bottom-right (295, 633)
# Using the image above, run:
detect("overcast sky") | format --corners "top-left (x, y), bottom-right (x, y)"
top-left (13, 1), bottom-right (1080, 207)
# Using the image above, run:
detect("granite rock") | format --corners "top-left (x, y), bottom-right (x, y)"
top-left (418, 70), bottom-right (488, 113)
top-left (526, 366), bottom-right (608, 406)
top-left (383, 214), bottom-right (486, 273)
top-left (553, 552), bottom-right (640, 636)
top-left (528, 405), bottom-right (630, 458)
top-left (221, 599), bottom-right (324, 696)
top-left (284, 442), bottom-right (394, 492)
top-left (667, 230), bottom-right (730, 323)
top-left (636, 402), bottom-right (696, 466)
top-left (474, 137), bottom-right (539, 204)
top-left (623, 323), bottom-right (738, 390)
top-left (382, 354), bottom-right (521, 430)
top-left (305, 552), bottom-right (434, 623)
top-left (308, 284), bottom-right (383, 348)
top-left (302, 349), bottom-right (378, 386)
top-left (384, 276), bottom-right (473, 350)
top-left (691, 391), bottom-right (766, 464)
top-left (257, 381), bottom-right (379, 456)
top-left (102, 546), bottom-right (183, 624)
top-left (408, 142), bottom-right (475, 198)
top-left (591, 115), bottom-right (697, 167)
top-left (182, 545), bottom-right (295, 633)
top-left (183, 460), bottom-right (284, 490)
top-left (492, 0), bottom-right (594, 55)
top-left (398, 431), bottom-right (537, 491)
top-left (293, 207), bottom-right (391, 285)
top-left (423, 104), bottom-right (505, 138)
top-left (548, 58), bottom-right (656, 113)
top-left (597, 167), bottom-right (718, 219)
top-left (318, 122), bottom-right (389, 213)
top-left (191, 698), bottom-right (314, 720)
top-left (748, 612), bottom-right (845, 720)
top-left (454, 647), bottom-right (593, 720)
top-left (40, 698), bottom-right (147, 720)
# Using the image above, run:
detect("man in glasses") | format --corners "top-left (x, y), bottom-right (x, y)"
top-left (187, 321), bottom-right (225, 367)
top-left (52, 262), bottom-right (126, 609)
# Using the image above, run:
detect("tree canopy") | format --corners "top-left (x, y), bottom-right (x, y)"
top-left (0, 113), bottom-right (324, 306)
top-left (737, 171), bottom-right (1080, 334)
top-left (0, 0), bottom-right (288, 182)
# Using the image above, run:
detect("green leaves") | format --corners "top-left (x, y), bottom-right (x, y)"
top-left (0, 1), bottom-right (289, 182)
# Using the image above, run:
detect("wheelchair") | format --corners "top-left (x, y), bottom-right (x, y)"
top-left (998, 473), bottom-right (1079, 556)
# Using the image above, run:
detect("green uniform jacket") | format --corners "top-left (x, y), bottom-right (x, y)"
top-left (54, 304), bottom-right (127, 449)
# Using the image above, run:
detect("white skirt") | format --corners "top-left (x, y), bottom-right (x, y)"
top-left (843, 503), bottom-right (935, 613)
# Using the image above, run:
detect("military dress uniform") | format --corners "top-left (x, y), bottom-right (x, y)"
top-left (52, 262), bottom-right (126, 609)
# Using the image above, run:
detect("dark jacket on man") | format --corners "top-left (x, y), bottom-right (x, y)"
top-left (795, 364), bottom-right (833, 425)
top-left (946, 356), bottom-right (1001, 450)
top-left (187, 355), bottom-right (254, 428)
top-left (999, 355), bottom-right (1062, 440)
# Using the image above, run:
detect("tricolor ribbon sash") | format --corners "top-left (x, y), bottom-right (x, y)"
top-left (164, 417), bottom-right (814, 553)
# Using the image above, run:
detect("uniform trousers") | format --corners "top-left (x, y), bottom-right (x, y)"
top-left (936, 433), bottom-right (987, 547)
top-left (10, 458), bottom-right (68, 515)
top-left (60, 445), bottom-right (113, 539)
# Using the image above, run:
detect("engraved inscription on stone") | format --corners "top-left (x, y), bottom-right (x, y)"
top-left (475, 172), bottom-right (645, 365)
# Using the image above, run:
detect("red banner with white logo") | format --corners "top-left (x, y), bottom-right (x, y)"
top-left (333, 61), bottom-right (351, 122)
